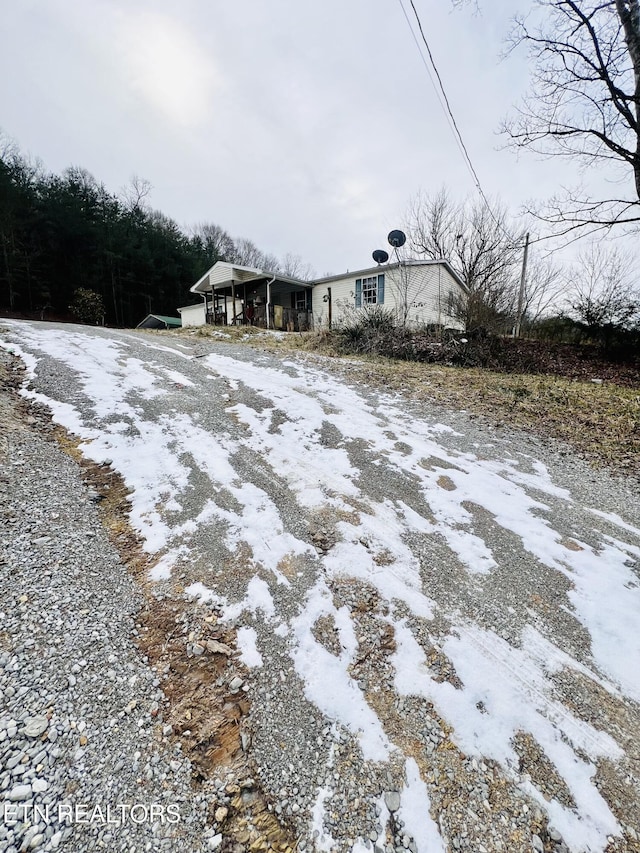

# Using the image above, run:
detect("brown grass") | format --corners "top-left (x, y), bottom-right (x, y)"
top-left (252, 333), bottom-right (640, 478)
top-left (163, 326), bottom-right (639, 476)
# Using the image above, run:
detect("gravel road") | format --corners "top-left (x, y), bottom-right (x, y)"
top-left (1, 320), bottom-right (639, 853)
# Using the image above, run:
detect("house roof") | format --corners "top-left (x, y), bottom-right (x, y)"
top-left (177, 303), bottom-right (204, 313)
top-left (136, 314), bottom-right (182, 329)
top-left (190, 261), bottom-right (310, 294)
top-left (189, 259), bottom-right (467, 298)
top-left (312, 259), bottom-right (468, 293)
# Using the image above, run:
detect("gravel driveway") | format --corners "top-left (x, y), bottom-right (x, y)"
top-left (1, 320), bottom-right (639, 853)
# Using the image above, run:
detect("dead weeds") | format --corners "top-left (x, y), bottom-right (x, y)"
top-left (269, 339), bottom-right (640, 477)
top-left (163, 326), bottom-right (639, 476)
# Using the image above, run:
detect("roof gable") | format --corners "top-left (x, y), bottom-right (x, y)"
top-left (136, 314), bottom-right (181, 329)
top-left (191, 260), bottom-right (310, 294)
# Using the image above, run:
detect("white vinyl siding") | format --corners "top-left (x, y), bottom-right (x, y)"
top-left (312, 263), bottom-right (465, 329)
top-left (177, 303), bottom-right (206, 327)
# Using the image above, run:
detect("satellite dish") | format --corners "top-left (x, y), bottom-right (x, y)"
top-left (387, 229), bottom-right (406, 248)
top-left (372, 249), bottom-right (389, 264)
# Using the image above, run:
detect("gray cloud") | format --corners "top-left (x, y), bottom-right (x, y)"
top-left (0, 0), bottom-right (610, 275)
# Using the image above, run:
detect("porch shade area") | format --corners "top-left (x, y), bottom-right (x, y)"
top-left (190, 262), bottom-right (313, 331)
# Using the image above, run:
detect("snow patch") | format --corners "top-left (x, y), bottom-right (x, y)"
top-left (236, 626), bottom-right (263, 667)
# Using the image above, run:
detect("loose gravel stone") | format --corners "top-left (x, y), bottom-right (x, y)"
top-left (0, 349), bottom-right (209, 852)
top-left (23, 717), bottom-right (48, 738)
top-left (3, 324), bottom-right (640, 853)
top-left (384, 792), bottom-right (401, 813)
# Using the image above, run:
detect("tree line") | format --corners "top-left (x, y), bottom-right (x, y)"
top-left (0, 137), bottom-right (311, 327)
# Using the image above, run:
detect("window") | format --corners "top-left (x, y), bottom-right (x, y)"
top-left (362, 276), bottom-right (378, 304)
top-left (355, 274), bottom-right (385, 307)
top-left (294, 291), bottom-right (307, 310)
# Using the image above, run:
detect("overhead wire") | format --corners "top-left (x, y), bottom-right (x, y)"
top-left (394, 0), bottom-right (479, 194)
top-left (396, 0), bottom-right (532, 253)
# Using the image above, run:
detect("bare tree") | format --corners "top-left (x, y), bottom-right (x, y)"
top-left (230, 237), bottom-right (265, 268)
top-left (504, 0), bottom-right (640, 235)
top-left (190, 224), bottom-right (287, 272)
top-left (191, 222), bottom-right (235, 262)
top-left (377, 250), bottom-right (416, 328)
top-left (519, 255), bottom-right (565, 329)
top-left (406, 188), bottom-right (524, 331)
top-left (120, 175), bottom-right (152, 214)
top-left (260, 251), bottom-right (281, 272)
top-left (564, 242), bottom-right (639, 332)
top-left (278, 252), bottom-right (316, 281)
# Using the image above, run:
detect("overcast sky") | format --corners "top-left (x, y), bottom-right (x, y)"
top-left (0, 0), bottom-right (609, 277)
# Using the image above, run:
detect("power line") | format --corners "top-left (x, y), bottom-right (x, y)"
top-left (404, 0), bottom-right (483, 193)
top-left (397, 0), bottom-right (526, 251)
top-left (395, 0), bottom-right (479, 191)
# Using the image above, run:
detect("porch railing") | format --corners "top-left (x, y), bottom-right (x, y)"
top-left (206, 305), bottom-right (313, 331)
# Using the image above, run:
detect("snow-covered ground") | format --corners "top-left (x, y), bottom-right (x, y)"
top-left (2, 321), bottom-right (639, 853)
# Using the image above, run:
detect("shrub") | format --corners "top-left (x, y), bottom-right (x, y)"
top-left (69, 288), bottom-right (105, 325)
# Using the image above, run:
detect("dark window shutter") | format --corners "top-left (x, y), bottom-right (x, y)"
top-left (355, 278), bottom-right (362, 308)
top-left (377, 274), bottom-right (385, 304)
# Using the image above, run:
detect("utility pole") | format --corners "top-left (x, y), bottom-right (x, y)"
top-left (514, 232), bottom-right (530, 338)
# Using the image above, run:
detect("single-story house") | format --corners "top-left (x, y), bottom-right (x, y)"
top-left (311, 260), bottom-right (467, 330)
top-left (188, 261), bottom-right (314, 331)
top-left (181, 259), bottom-right (468, 331)
top-left (136, 314), bottom-right (182, 330)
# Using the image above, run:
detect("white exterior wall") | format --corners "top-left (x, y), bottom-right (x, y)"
top-left (178, 303), bottom-right (206, 327)
top-left (312, 264), bottom-right (465, 329)
top-left (391, 264), bottom-right (463, 329)
top-left (312, 276), bottom-right (358, 327)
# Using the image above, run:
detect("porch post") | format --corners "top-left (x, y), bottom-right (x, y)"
top-left (232, 280), bottom-right (236, 325)
top-left (266, 279), bottom-right (271, 329)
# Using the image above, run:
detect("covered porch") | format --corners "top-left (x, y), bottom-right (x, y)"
top-left (190, 262), bottom-right (314, 331)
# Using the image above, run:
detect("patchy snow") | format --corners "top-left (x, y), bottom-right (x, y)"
top-left (399, 759), bottom-right (445, 853)
top-left (137, 339), bottom-right (193, 360)
top-left (0, 338), bottom-right (39, 376)
top-left (150, 546), bottom-right (191, 580)
top-left (290, 579), bottom-right (391, 763)
top-left (586, 507), bottom-right (640, 538)
top-left (184, 581), bottom-right (218, 604)
top-left (4, 321), bottom-right (640, 853)
top-left (222, 576), bottom-right (277, 622)
top-left (309, 786), bottom-right (337, 852)
top-left (161, 367), bottom-right (195, 386)
top-left (236, 626), bottom-right (263, 668)
top-left (392, 619), bottom-right (621, 851)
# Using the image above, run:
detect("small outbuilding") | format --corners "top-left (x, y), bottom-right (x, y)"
top-left (136, 314), bottom-right (182, 330)
top-left (177, 304), bottom-right (206, 328)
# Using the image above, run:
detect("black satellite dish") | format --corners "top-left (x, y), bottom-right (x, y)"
top-left (372, 249), bottom-right (389, 265)
top-left (387, 229), bottom-right (406, 248)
